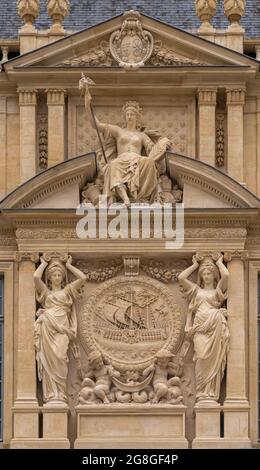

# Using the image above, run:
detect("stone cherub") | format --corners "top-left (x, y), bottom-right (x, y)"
top-left (79, 350), bottom-right (120, 404)
top-left (143, 350), bottom-right (183, 404)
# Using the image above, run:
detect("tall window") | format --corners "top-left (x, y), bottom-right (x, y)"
top-left (0, 276), bottom-right (3, 441)
top-left (258, 275), bottom-right (260, 440)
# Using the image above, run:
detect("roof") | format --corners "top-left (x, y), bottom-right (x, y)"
top-left (0, 0), bottom-right (259, 40)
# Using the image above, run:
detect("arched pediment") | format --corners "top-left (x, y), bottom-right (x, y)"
top-left (0, 153), bottom-right (96, 209)
top-left (166, 153), bottom-right (260, 209)
top-left (0, 151), bottom-right (259, 210)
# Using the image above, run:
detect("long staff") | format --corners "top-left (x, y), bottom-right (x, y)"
top-left (79, 73), bottom-right (108, 164)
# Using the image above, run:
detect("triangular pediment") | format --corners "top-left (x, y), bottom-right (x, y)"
top-left (4, 12), bottom-right (259, 73)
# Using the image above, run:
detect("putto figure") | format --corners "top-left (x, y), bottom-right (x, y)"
top-left (80, 75), bottom-right (172, 207)
top-left (178, 254), bottom-right (230, 405)
top-left (34, 255), bottom-right (86, 404)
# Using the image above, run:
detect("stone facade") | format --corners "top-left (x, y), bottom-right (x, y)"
top-left (0, 1), bottom-right (260, 449)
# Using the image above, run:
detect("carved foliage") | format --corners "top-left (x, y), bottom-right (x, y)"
top-left (75, 259), bottom-right (123, 282)
top-left (62, 41), bottom-right (114, 67)
top-left (140, 259), bottom-right (188, 283)
top-left (17, 0), bottom-right (40, 25)
top-left (224, 0), bottom-right (246, 24)
top-left (216, 113), bottom-right (225, 168)
top-left (47, 0), bottom-right (70, 29)
top-left (195, 0), bottom-right (217, 23)
top-left (149, 40), bottom-right (205, 66)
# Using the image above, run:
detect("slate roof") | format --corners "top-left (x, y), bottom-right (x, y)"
top-left (0, 0), bottom-right (259, 40)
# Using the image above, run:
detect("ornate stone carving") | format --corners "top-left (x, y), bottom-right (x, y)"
top-left (140, 259), bottom-right (188, 283)
top-left (224, 0), bottom-right (246, 26)
top-left (34, 255), bottom-right (86, 404)
top-left (42, 251), bottom-right (69, 262)
top-left (195, 0), bottom-right (217, 30)
top-left (198, 88), bottom-right (217, 105)
top-left (47, 0), bottom-right (70, 32)
top-left (61, 41), bottom-right (114, 67)
top-left (15, 251), bottom-right (39, 263)
top-left (38, 112), bottom-right (48, 170)
top-left (224, 250), bottom-right (248, 262)
top-left (78, 276), bottom-right (185, 404)
top-left (216, 113), bottom-right (225, 167)
top-left (18, 89), bottom-right (37, 106)
top-left (17, 0), bottom-right (40, 29)
top-left (0, 229), bottom-right (16, 246)
top-left (178, 253), bottom-right (230, 405)
top-left (226, 87), bottom-right (246, 105)
top-left (109, 10), bottom-right (154, 70)
top-left (81, 78), bottom-right (174, 206)
top-left (149, 40), bottom-right (205, 66)
top-left (47, 89), bottom-right (66, 105)
top-left (124, 257), bottom-right (140, 276)
top-left (75, 259), bottom-right (123, 282)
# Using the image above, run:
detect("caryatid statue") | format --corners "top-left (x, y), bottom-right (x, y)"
top-left (34, 255), bottom-right (86, 404)
top-left (178, 254), bottom-right (230, 404)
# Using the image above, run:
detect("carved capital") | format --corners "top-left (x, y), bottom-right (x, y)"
top-left (18, 88), bottom-right (37, 106)
top-left (47, 0), bottom-right (70, 31)
top-left (226, 87), bottom-right (246, 105)
top-left (42, 252), bottom-right (68, 262)
top-left (46, 89), bottom-right (66, 105)
top-left (224, 250), bottom-right (248, 262)
top-left (198, 88), bottom-right (217, 105)
top-left (15, 252), bottom-right (39, 263)
top-left (124, 257), bottom-right (140, 276)
top-left (195, 0), bottom-right (217, 29)
top-left (195, 251), bottom-right (222, 262)
top-left (224, 0), bottom-right (246, 25)
top-left (17, 0), bottom-right (40, 27)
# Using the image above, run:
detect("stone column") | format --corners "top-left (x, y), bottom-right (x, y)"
top-left (256, 97), bottom-right (260, 197)
top-left (19, 89), bottom-right (37, 183)
top-left (11, 252), bottom-right (39, 446)
top-left (226, 87), bottom-right (246, 183)
top-left (198, 88), bottom-right (217, 166)
top-left (0, 97), bottom-right (7, 198)
top-left (47, 89), bottom-right (66, 167)
top-left (223, 251), bottom-right (251, 447)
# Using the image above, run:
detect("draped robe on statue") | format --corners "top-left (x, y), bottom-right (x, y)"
top-left (185, 284), bottom-right (230, 401)
top-left (34, 283), bottom-right (81, 402)
top-left (98, 124), bottom-right (170, 203)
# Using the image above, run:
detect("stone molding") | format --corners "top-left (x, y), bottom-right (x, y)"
top-left (224, 250), bottom-right (249, 262)
top-left (198, 88), bottom-right (217, 105)
top-left (15, 251), bottom-right (39, 263)
top-left (46, 89), bottom-right (66, 106)
top-left (226, 87), bottom-right (246, 105)
top-left (18, 89), bottom-right (37, 106)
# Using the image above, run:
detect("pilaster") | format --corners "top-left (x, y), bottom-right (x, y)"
top-left (226, 87), bottom-right (246, 183)
top-left (19, 89), bottom-right (38, 183)
top-left (47, 89), bottom-right (66, 167)
top-left (198, 88), bottom-right (217, 166)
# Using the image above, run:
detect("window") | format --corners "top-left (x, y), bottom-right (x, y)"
top-left (0, 276), bottom-right (3, 441)
top-left (258, 275), bottom-right (260, 440)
